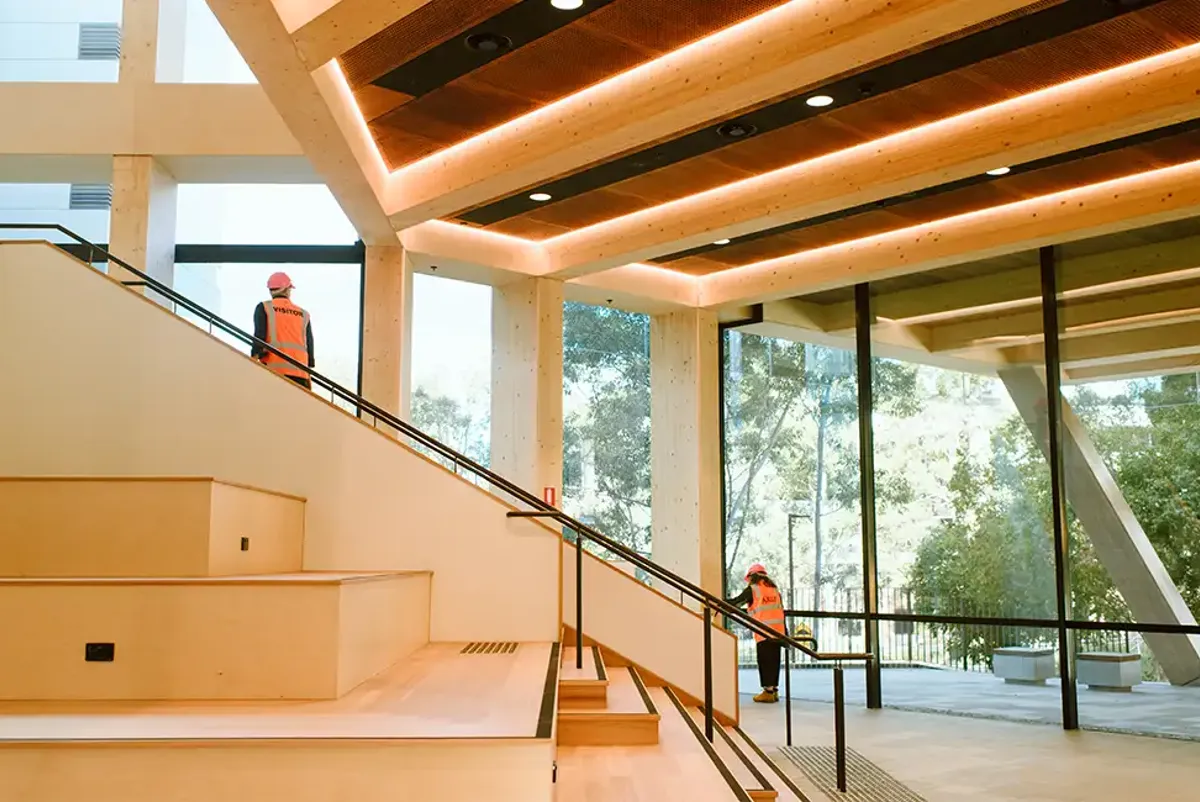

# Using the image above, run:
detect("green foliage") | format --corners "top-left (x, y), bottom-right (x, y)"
top-left (410, 386), bottom-right (488, 465)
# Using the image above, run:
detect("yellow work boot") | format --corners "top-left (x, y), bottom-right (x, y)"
top-left (753, 689), bottom-right (779, 703)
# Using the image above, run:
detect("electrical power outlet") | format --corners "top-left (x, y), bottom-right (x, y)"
top-left (240, 537), bottom-right (250, 551)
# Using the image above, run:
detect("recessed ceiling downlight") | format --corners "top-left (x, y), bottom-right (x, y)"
top-left (717, 121), bottom-right (757, 140)
top-left (465, 32), bottom-right (512, 53)
top-left (551, 0), bottom-right (584, 8)
top-left (530, 192), bottom-right (553, 202)
top-left (805, 94), bottom-right (835, 107)
top-left (713, 239), bottom-right (732, 246)
top-left (986, 166), bottom-right (1012, 176)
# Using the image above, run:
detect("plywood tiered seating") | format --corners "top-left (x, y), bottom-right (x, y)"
top-left (0, 476), bottom-right (559, 802)
top-left (558, 645), bottom-right (660, 746)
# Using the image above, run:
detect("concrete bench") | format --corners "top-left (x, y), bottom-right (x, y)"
top-left (1077, 652), bottom-right (1141, 691)
top-left (993, 646), bottom-right (1055, 685)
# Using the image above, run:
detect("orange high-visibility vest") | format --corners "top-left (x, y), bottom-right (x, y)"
top-left (261, 298), bottom-right (310, 380)
top-left (749, 582), bottom-right (786, 643)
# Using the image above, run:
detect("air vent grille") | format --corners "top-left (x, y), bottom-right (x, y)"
top-left (69, 184), bottom-right (113, 210)
top-left (78, 23), bottom-right (122, 61)
top-left (460, 642), bottom-right (518, 655)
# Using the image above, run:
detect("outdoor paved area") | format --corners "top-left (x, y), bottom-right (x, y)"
top-left (738, 696), bottom-right (1200, 802)
top-left (738, 666), bottom-right (1200, 740)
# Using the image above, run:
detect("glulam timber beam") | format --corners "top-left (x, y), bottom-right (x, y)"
top-left (700, 159), bottom-right (1200, 309)
top-left (1003, 320), bottom-right (1200, 368)
top-left (283, 0), bottom-right (434, 70)
top-left (750, 300), bottom-right (1002, 376)
top-left (1067, 353), bottom-right (1200, 383)
top-left (818, 234), bottom-right (1200, 331)
top-left (208, 0), bottom-right (395, 243)
top-left (930, 283), bottom-right (1200, 353)
top-left (546, 44), bottom-right (1200, 278)
top-left (383, 0), bottom-right (1040, 228)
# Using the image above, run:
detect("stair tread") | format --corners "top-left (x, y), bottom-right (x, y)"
top-left (556, 686), bottom-right (743, 801)
top-left (0, 571), bottom-right (425, 586)
top-left (561, 666), bottom-right (652, 716)
top-left (0, 642), bottom-right (554, 742)
top-left (683, 708), bottom-right (770, 792)
top-left (726, 726), bottom-right (822, 802)
top-left (560, 645), bottom-right (605, 683)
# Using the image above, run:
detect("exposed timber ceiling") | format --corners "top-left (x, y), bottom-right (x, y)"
top-left (211, 0), bottom-right (1200, 332)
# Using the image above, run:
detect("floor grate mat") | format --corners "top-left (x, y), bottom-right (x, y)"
top-left (460, 642), bottom-right (518, 655)
top-left (780, 746), bottom-right (926, 802)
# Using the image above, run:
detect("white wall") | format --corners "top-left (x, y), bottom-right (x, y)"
top-left (0, 242), bottom-right (560, 644)
top-left (0, 0), bottom-right (122, 83)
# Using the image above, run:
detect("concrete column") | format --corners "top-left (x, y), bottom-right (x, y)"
top-left (109, 155), bottom-right (178, 301)
top-left (1001, 366), bottom-right (1200, 686)
top-left (120, 0), bottom-right (187, 83)
top-left (490, 278), bottom-right (564, 497)
top-left (361, 245), bottom-right (413, 421)
top-left (650, 309), bottom-right (722, 597)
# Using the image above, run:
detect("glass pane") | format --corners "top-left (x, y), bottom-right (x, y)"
top-left (562, 302), bottom-right (652, 574)
top-left (409, 273), bottom-right (491, 469)
top-left (0, 2), bottom-right (122, 82)
top-left (176, 185), bottom-right (357, 245)
top-left (171, 0), bottom-right (256, 83)
top-left (0, 182), bottom-right (111, 246)
top-left (1055, 223), bottom-right (1200, 737)
top-left (173, 263), bottom-right (362, 410)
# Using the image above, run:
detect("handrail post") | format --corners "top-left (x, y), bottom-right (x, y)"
top-left (703, 601), bottom-right (714, 742)
top-left (576, 529), bottom-right (583, 670)
top-left (784, 638), bottom-right (793, 746)
top-left (833, 664), bottom-right (847, 793)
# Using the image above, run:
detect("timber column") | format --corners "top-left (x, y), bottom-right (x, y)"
top-left (491, 278), bottom-right (564, 497)
top-left (361, 245), bottom-right (413, 420)
top-left (650, 309), bottom-right (722, 597)
top-left (108, 156), bottom-right (178, 300)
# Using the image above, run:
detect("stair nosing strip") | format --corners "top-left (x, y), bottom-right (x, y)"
top-left (715, 722), bottom-right (774, 793)
top-left (733, 726), bottom-right (813, 802)
top-left (628, 666), bottom-right (657, 715)
top-left (592, 646), bottom-right (607, 681)
top-left (664, 687), bottom-right (754, 802)
top-left (537, 642), bottom-right (561, 739)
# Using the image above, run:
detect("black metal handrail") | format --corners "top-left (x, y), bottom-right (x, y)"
top-left (6, 224), bottom-right (869, 783)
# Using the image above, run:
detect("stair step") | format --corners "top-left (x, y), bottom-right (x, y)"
top-left (726, 725), bottom-right (826, 802)
top-left (559, 645), bottom-right (608, 709)
top-left (0, 477), bottom-right (304, 578)
top-left (685, 707), bottom-right (776, 800)
top-left (0, 571), bottom-right (429, 701)
top-left (557, 665), bottom-right (659, 745)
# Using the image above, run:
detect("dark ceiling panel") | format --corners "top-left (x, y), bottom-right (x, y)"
top-left (364, 0), bottom-right (791, 169)
top-left (651, 123), bottom-right (1200, 275)
top-left (470, 0), bottom-right (1196, 232)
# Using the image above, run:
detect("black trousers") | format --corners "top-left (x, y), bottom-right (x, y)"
top-left (757, 640), bottom-right (782, 688)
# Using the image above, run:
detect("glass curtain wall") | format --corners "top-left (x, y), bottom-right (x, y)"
top-left (1054, 231), bottom-right (1200, 740)
top-left (409, 274), bottom-right (491, 468)
top-left (0, 182), bottom-right (112, 257)
top-left (562, 302), bottom-right (651, 574)
top-left (867, 257), bottom-right (1061, 725)
top-left (0, 1), bottom-right (123, 82)
top-left (723, 329), bottom-right (863, 686)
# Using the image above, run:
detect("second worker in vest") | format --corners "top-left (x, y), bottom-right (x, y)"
top-left (727, 563), bottom-right (787, 703)
top-left (252, 272), bottom-right (315, 389)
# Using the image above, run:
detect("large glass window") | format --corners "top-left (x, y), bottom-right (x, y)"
top-left (0, 182), bottom-right (111, 252)
top-left (1054, 228), bottom-right (1200, 740)
top-left (0, 1), bottom-right (122, 82)
top-left (723, 331), bottom-right (863, 673)
top-left (562, 303), bottom-right (652, 563)
top-left (173, 263), bottom-right (362, 404)
top-left (165, 0), bottom-right (255, 83)
top-left (409, 274), bottom-right (491, 467)
top-left (176, 185), bottom-right (357, 245)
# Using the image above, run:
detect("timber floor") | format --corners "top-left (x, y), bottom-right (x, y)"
top-left (0, 642), bottom-right (553, 742)
top-left (555, 686), bottom-right (741, 801)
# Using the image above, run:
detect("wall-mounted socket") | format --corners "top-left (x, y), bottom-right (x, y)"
top-left (240, 537), bottom-right (250, 551)
top-left (85, 642), bottom-right (115, 662)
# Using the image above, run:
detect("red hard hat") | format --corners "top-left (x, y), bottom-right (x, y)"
top-left (745, 563), bottom-right (767, 580)
top-left (267, 271), bottom-right (293, 291)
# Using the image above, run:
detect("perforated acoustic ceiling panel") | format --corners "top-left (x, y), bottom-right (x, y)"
top-left (469, 0), bottom-right (1200, 239)
top-left (341, 0), bottom-right (791, 169)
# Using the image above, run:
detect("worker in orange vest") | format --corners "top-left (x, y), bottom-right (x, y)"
top-left (727, 563), bottom-right (787, 703)
top-left (252, 272), bottom-right (314, 389)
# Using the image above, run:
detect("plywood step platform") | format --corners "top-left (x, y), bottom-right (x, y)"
top-left (558, 664), bottom-right (659, 746)
top-left (0, 571), bottom-right (430, 701)
top-left (684, 707), bottom-right (777, 801)
top-left (559, 644), bottom-right (608, 709)
top-left (555, 686), bottom-right (748, 801)
top-left (0, 643), bottom-right (560, 802)
top-left (728, 724), bottom-right (828, 802)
